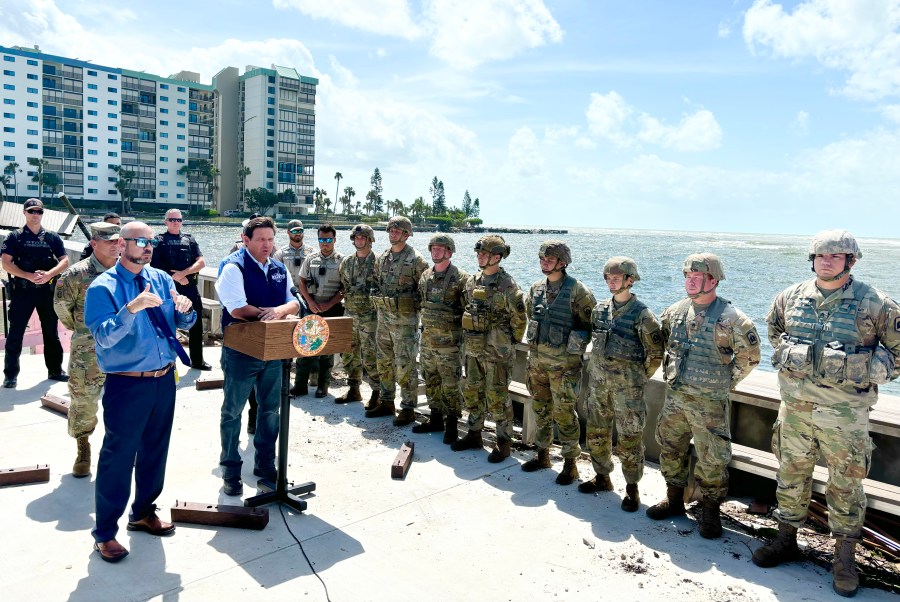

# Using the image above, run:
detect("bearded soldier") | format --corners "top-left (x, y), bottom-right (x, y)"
top-left (754, 230), bottom-right (900, 598)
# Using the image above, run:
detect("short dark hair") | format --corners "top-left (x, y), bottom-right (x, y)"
top-left (244, 216), bottom-right (276, 239)
top-left (103, 212), bottom-right (120, 221)
top-left (318, 223), bottom-right (336, 237)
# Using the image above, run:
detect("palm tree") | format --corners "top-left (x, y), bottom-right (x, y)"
top-left (354, 200), bottom-right (361, 214)
top-left (313, 187), bottom-right (326, 214)
top-left (0, 172), bottom-right (9, 201)
top-left (344, 186), bottom-right (355, 215)
top-left (324, 196), bottom-right (332, 215)
top-left (113, 165), bottom-right (137, 214)
top-left (237, 165), bottom-right (251, 210)
top-left (28, 157), bottom-right (49, 203)
top-left (4, 161), bottom-right (19, 203)
top-left (334, 172), bottom-right (342, 208)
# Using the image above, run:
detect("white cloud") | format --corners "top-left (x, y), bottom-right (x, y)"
top-left (718, 20), bottom-right (732, 38)
top-left (883, 104), bottom-right (900, 123)
top-left (272, 0), bottom-right (423, 39)
top-left (329, 55), bottom-right (359, 87)
top-left (506, 126), bottom-right (542, 177)
top-left (586, 91), bottom-right (633, 146)
top-left (743, 0), bottom-right (900, 100)
top-left (791, 110), bottom-right (811, 136)
top-left (636, 109), bottom-right (723, 151)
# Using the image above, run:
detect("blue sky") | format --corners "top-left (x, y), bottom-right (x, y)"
top-left (2, 0), bottom-right (899, 236)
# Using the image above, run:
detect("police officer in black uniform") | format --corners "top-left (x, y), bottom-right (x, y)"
top-left (150, 208), bottom-right (210, 369)
top-left (2, 198), bottom-right (70, 388)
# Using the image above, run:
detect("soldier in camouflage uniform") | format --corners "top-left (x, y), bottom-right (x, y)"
top-left (521, 241), bottom-right (596, 485)
top-left (53, 222), bottom-right (121, 477)
top-left (451, 235), bottom-right (527, 462)
top-left (754, 231), bottom-right (900, 598)
top-left (365, 216), bottom-right (429, 426)
top-left (412, 234), bottom-right (468, 443)
top-left (579, 257), bottom-right (663, 511)
top-left (646, 253), bottom-right (760, 539)
top-left (336, 224), bottom-right (380, 407)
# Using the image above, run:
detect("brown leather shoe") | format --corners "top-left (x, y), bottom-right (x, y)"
top-left (127, 511), bottom-right (176, 537)
top-left (94, 539), bottom-right (129, 563)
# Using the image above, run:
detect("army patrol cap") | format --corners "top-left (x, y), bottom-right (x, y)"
top-left (90, 221), bottom-right (121, 241)
top-left (808, 229), bottom-right (862, 260)
top-left (350, 223), bottom-right (375, 242)
top-left (539, 240), bottom-right (572, 266)
top-left (474, 234), bottom-right (510, 258)
top-left (287, 219), bottom-right (304, 231)
top-left (603, 256), bottom-right (640, 281)
top-left (682, 253), bottom-right (725, 281)
top-left (428, 234), bottom-right (455, 253)
top-left (386, 215), bottom-right (413, 236)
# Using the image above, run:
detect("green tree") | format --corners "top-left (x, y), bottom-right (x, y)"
top-left (246, 187), bottom-right (279, 216)
top-left (28, 157), bottom-right (49, 203)
top-left (410, 196), bottom-right (428, 223)
top-left (0, 172), bottom-right (9, 202)
top-left (430, 176), bottom-right (446, 215)
top-left (472, 198), bottom-right (480, 218)
top-left (369, 167), bottom-right (383, 213)
top-left (112, 165), bottom-right (137, 214)
top-left (343, 186), bottom-right (355, 214)
top-left (238, 165), bottom-right (251, 210)
top-left (4, 161), bottom-right (20, 203)
top-left (282, 188), bottom-right (297, 214)
top-left (364, 190), bottom-right (377, 215)
top-left (334, 171), bottom-right (342, 208)
top-left (462, 190), bottom-right (473, 217)
top-left (43, 172), bottom-right (59, 202)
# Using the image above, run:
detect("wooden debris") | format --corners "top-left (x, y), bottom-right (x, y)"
top-left (0, 464), bottom-right (50, 486)
top-left (40, 393), bottom-right (70, 415)
top-left (391, 440), bottom-right (414, 479)
top-left (195, 376), bottom-right (224, 391)
top-left (170, 501), bottom-right (269, 530)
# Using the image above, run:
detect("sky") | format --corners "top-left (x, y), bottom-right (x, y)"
top-left (1, 0), bottom-right (899, 237)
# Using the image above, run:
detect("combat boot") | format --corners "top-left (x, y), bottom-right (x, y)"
top-left (308, 370), bottom-right (319, 386)
top-left (832, 536), bottom-right (860, 598)
top-left (72, 436), bottom-right (91, 478)
top-left (393, 408), bottom-right (415, 426)
top-left (621, 484), bottom-right (640, 512)
top-left (365, 399), bottom-right (395, 418)
top-left (698, 496), bottom-right (723, 539)
top-left (646, 485), bottom-right (686, 520)
top-left (335, 381), bottom-right (363, 404)
top-left (487, 438), bottom-right (511, 463)
top-left (364, 389), bottom-right (381, 412)
top-left (442, 413), bottom-right (459, 444)
top-left (450, 430), bottom-right (483, 452)
top-left (522, 448), bottom-right (552, 472)
top-left (752, 521), bottom-right (800, 568)
top-left (555, 458), bottom-right (579, 485)
top-left (578, 474), bottom-right (614, 494)
top-left (290, 363), bottom-right (309, 396)
top-left (411, 410), bottom-right (443, 433)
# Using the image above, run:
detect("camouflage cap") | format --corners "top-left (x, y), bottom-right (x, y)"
top-left (90, 221), bottom-right (121, 241)
top-left (808, 229), bottom-right (862, 260)
top-left (428, 234), bottom-right (455, 253)
top-left (474, 234), bottom-right (509, 258)
top-left (539, 240), bottom-right (572, 266)
top-left (683, 252), bottom-right (725, 281)
top-left (350, 223), bottom-right (375, 242)
top-left (603, 256), bottom-right (640, 281)
top-left (386, 215), bottom-right (413, 236)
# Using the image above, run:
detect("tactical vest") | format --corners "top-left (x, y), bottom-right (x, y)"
top-left (773, 280), bottom-right (879, 387)
top-left (153, 233), bottom-right (197, 285)
top-left (663, 297), bottom-right (732, 390)
top-left (342, 253), bottom-right (376, 315)
top-left (304, 251), bottom-right (342, 302)
top-left (220, 249), bottom-right (289, 330)
top-left (592, 297), bottom-right (647, 362)
top-left (11, 227), bottom-right (58, 277)
top-left (372, 246), bottom-right (420, 315)
top-left (526, 275), bottom-right (576, 348)
top-left (421, 265), bottom-right (463, 329)
top-left (462, 270), bottom-right (507, 334)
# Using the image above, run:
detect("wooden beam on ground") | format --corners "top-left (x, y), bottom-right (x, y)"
top-left (0, 464), bottom-right (50, 486)
top-left (170, 501), bottom-right (269, 530)
top-left (391, 440), bottom-right (414, 479)
top-left (195, 375), bottom-right (224, 391)
top-left (40, 393), bottom-right (70, 416)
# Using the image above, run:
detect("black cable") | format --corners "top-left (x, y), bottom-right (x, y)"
top-left (279, 504), bottom-right (332, 602)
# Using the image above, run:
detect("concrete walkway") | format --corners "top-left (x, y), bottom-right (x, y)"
top-left (1, 347), bottom-right (894, 602)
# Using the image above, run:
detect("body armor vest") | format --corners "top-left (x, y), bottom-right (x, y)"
top-left (153, 233), bottom-right (198, 285)
top-left (526, 275), bottom-right (575, 348)
top-left (342, 253), bottom-right (376, 315)
top-left (421, 264), bottom-right (464, 329)
top-left (372, 246), bottom-right (421, 315)
top-left (462, 270), bottom-right (509, 334)
top-left (11, 227), bottom-right (58, 276)
top-left (592, 296), bottom-right (647, 362)
top-left (664, 297), bottom-right (732, 390)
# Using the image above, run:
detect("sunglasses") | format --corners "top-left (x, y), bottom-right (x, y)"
top-left (318, 237), bottom-right (334, 243)
top-left (289, 228), bottom-right (304, 234)
top-left (123, 237), bottom-right (159, 248)
top-left (26, 209), bottom-right (44, 215)
top-left (166, 217), bottom-right (183, 223)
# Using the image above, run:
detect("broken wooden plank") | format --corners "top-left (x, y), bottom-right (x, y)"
top-left (195, 376), bottom-right (224, 391)
top-left (0, 464), bottom-right (50, 486)
top-left (170, 501), bottom-right (269, 530)
top-left (391, 440), bottom-right (414, 479)
top-left (40, 393), bottom-right (70, 416)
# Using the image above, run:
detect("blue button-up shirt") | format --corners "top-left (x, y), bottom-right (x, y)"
top-left (85, 263), bottom-right (196, 373)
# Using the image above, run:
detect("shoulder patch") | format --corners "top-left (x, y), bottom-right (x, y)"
top-left (895, 316), bottom-right (900, 332)
top-left (746, 331), bottom-right (759, 346)
top-left (651, 331), bottom-right (662, 345)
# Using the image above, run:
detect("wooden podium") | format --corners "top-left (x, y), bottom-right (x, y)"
top-left (224, 316), bottom-right (352, 512)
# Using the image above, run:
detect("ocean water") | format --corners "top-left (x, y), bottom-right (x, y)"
top-left (78, 224), bottom-right (900, 395)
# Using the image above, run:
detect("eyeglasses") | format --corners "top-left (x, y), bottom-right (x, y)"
top-left (289, 228), bottom-right (304, 234)
top-left (25, 209), bottom-right (44, 215)
top-left (166, 217), bottom-right (183, 223)
top-left (318, 237), bottom-right (334, 243)
top-left (123, 237), bottom-right (159, 248)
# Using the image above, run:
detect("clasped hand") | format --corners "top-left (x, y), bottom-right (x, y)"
top-left (129, 284), bottom-right (194, 314)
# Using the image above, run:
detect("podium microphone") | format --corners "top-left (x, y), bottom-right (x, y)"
top-left (290, 286), bottom-right (309, 318)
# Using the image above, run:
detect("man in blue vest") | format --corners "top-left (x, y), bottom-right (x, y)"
top-left (216, 216), bottom-right (299, 497)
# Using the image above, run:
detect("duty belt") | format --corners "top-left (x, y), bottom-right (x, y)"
top-left (110, 363), bottom-right (174, 378)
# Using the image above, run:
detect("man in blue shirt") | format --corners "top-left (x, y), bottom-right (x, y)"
top-left (216, 216), bottom-right (299, 496)
top-left (85, 221), bottom-right (196, 563)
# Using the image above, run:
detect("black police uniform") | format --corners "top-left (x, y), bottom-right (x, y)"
top-left (2, 225), bottom-right (66, 381)
top-left (150, 231), bottom-right (206, 366)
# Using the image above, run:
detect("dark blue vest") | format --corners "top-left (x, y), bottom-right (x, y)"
top-left (220, 249), bottom-right (289, 329)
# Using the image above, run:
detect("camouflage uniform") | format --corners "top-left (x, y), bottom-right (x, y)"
top-left (419, 263), bottom-right (468, 416)
top-left (657, 295), bottom-right (760, 500)
top-left (339, 250), bottom-right (379, 389)
top-left (525, 275), bottom-right (596, 459)
top-left (54, 254), bottom-right (109, 438)
top-left (586, 293), bottom-right (663, 483)
top-left (372, 243), bottom-right (429, 410)
top-left (461, 268), bottom-right (527, 441)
